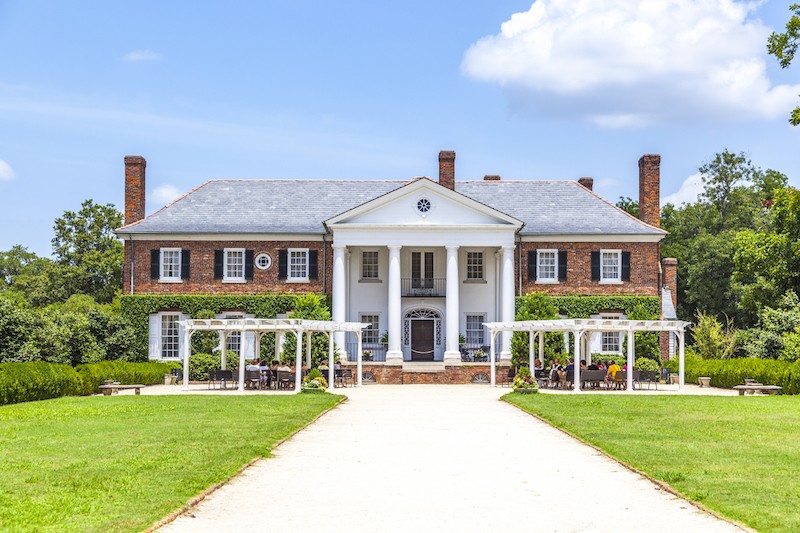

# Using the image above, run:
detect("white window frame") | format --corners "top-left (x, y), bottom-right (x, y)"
top-left (160, 312), bottom-right (181, 359)
top-left (159, 248), bottom-right (182, 282)
top-left (465, 313), bottom-right (486, 347)
top-left (223, 248), bottom-right (245, 282)
top-left (536, 249), bottom-right (558, 284)
top-left (255, 253), bottom-right (272, 270)
top-left (465, 251), bottom-right (484, 281)
top-left (288, 248), bottom-right (309, 282)
top-left (360, 313), bottom-right (381, 345)
top-left (600, 249), bottom-right (622, 284)
top-left (361, 250), bottom-right (379, 280)
top-left (600, 313), bottom-right (622, 353)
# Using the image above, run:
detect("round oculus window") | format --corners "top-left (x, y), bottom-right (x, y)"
top-left (416, 198), bottom-right (431, 213)
top-left (255, 253), bottom-right (272, 270)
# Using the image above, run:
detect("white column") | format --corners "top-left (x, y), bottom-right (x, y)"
top-left (444, 245), bottom-right (461, 365)
top-left (238, 333), bottom-right (246, 392)
top-left (538, 331), bottom-right (544, 366)
top-left (678, 330), bottom-right (685, 391)
top-left (528, 331), bottom-right (534, 369)
top-left (500, 246), bottom-right (515, 361)
top-left (626, 330), bottom-right (634, 392)
top-left (254, 332), bottom-right (262, 362)
top-left (306, 332), bottom-right (312, 368)
top-left (275, 332), bottom-right (282, 362)
top-left (332, 245), bottom-right (347, 357)
top-left (490, 331), bottom-right (497, 386)
top-left (573, 330), bottom-right (581, 392)
top-left (182, 328), bottom-right (191, 391)
top-left (328, 332), bottom-right (335, 389)
top-left (220, 332), bottom-right (228, 370)
top-left (386, 245), bottom-right (403, 364)
top-left (356, 331), bottom-right (363, 386)
top-left (294, 331), bottom-right (303, 392)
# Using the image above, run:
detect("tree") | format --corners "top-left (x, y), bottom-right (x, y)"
top-left (615, 197), bottom-right (639, 217)
top-left (511, 293), bottom-right (560, 367)
top-left (51, 200), bottom-right (123, 303)
top-left (281, 294), bottom-right (333, 366)
top-left (767, 4), bottom-right (800, 125)
top-left (692, 311), bottom-right (738, 359)
top-left (698, 150), bottom-right (758, 227)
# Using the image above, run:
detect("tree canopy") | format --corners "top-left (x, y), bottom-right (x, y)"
top-left (768, 4), bottom-right (800, 125)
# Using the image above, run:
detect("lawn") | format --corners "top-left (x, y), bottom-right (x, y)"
top-left (0, 393), bottom-right (342, 532)
top-left (504, 394), bottom-right (800, 533)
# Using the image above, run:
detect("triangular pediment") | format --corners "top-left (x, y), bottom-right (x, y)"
top-left (325, 178), bottom-right (523, 229)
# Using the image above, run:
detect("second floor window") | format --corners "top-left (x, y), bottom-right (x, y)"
top-left (466, 252), bottom-right (484, 280)
top-left (160, 248), bottom-right (182, 281)
top-left (362, 251), bottom-right (379, 279)
top-left (224, 249), bottom-right (245, 281)
top-left (601, 250), bottom-right (621, 282)
top-left (289, 249), bottom-right (309, 281)
top-left (536, 250), bottom-right (557, 282)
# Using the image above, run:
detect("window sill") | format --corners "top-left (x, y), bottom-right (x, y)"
top-left (222, 279), bottom-right (247, 284)
top-left (463, 279), bottom-right (487, 284)
top-left (535, 279), bottom-right (559, 284)
top-left (599, 280), bottom-right (623, 285)
top-left (158, 279), bottom-right (183, 284)
top-left (287, 279), bottom-right (310, 284)
top-left (359, 278), bottom-right (383, 283)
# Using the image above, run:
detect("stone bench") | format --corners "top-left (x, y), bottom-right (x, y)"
top-left (98, 384), bottom-right (145, 396)
top-left (732, 384), bottom-right (782, 396)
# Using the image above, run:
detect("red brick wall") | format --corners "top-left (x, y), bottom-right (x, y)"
top-left (354, 363), bottom-right (510, 384)
top-left (518, 241), bottom-right (660, 296)
top-left (638, 154), bottom-right (660, 228)
top-left (124, 156), bottom-right (146, 225)
top-left (124, 239), bottom-right (333, 295)
top-left (438, 150), bottom-right (455, 190)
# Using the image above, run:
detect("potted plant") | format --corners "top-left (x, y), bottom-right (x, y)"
top-left (362, 349), bottom-right (373, 361)
top-left (380, 331), bottom-right (389, 346)
top-left (473, 348), bottom-right (487, 362)
top-left (302, 368), bottom-right (328, 393)
top-left (512, 366), bottom-right (539, 394)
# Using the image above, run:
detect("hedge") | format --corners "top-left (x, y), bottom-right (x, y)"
top-left (0, 361), bottom-right (180, 406)
top-left (664, 358), bottom-right (800, 395)
top-left (0, 362), bottom-right (80, 406)
top-left (542, 295), bottom-right (661, 318)
top-left (120, 294), bottom-right (299, 360)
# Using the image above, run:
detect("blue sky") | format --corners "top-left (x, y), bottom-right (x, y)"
top-left (0, 0), bottom-right (798, 256)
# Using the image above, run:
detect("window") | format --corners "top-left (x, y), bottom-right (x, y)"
top-left (416, 198), bottom-right (431, 213)
top-left (288, 249), bottom-right (309, 281)
top-left (600, 314), bottom-right (621, 353)
top-left (465, 314), bottom-right (486, 346)
top-left (161, 314), bottom-right (180, 359)
top-left (160, 248), bottom-right (181, 281)
top-left (255, 253), bottom-right (272, 270)
top-left (466, 252), bottom-right (484, 280)
top-left (536, 250), bottom-right (557, 282)
top-left (360, 314), bottom-right (380, 344)
top-left (224, 249), bottom-right (245, 281)
top-left (362, 251), bottom-right (379, 279)
top-left (223, 313), bottom-right (244, 356)
top-left (600, 250), bottom-right (621, 282)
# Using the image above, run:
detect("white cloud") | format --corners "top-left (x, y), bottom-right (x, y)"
top-left (0, 159), bottom-right (14, 181)
top-left (662, 172), bottom-right (704, 206)
top-left (122, 49), bottom-right (161, 63)
top-left (151, 184), bottom-right (182, 205)
top-left (462, 0), bottom-right (800, 126)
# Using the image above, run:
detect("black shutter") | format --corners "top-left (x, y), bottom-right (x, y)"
top-left (181, 249), bottom-right (191, 280)
top-left (591, 251), bottom-right (600, 281)
top-left (245, 250), bottom-right (254, 280)
top-left (278, 250), bottom-right (287, 279)
top-left (308, 250), bottom-right (319, 279)
top-left (150, 250), bottom-right (160, 279)
top-left (558, 250), bottom-right (568, 281)
top-left (214, 250), bottom-right (223, 280)
top-left (622, 251), bottom-right (631, 282)
top-left (527, 251), bottom-right (536, 281)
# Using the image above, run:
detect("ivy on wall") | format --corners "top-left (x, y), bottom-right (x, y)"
top-left (120, 294), bottom-right (300, 360)
top-left (517, 294), bottom-right (661, 319)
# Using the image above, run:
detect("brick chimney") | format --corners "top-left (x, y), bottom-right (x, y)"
top-left (483, 175), bottom-right (501, 181)
top-left (638, 154), bottom-right (660, 228)
top-left (438, 150), bottom-right (455, 190)
top-left (124, 155), bottom-right (146, 225)
top-left (578, 177), bottom-right (593, 191)
top-left (662, 258), bottom-right (678, 307)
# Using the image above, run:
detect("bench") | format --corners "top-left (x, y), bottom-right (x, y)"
top-left (732, 384), bottom-right (782, 396)
top-left (98, 384), bottom-right (145, 396)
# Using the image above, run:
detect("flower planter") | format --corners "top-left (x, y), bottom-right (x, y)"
top-left (301, 388), bottom-right (326, 394)
top-left (698, 376), bottom-right (711, 388)
top-left (513, 388), bottom-right (539, 394)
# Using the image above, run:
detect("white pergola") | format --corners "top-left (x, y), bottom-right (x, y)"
top-left (483, 318), bottom-right (691, 391)
top-left (179, 318), bottom-right (369, 393)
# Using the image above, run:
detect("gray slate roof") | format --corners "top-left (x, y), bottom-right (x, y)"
top-left (117, 179), bottom-right (664, 236)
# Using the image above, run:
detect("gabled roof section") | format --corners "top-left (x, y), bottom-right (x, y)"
top-left (324, 177), bottom-right (523, 229)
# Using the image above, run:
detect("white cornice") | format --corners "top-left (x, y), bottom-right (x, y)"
top-left (120, 233), bottom-right (326, 242)
top-left (519, 234), bottom-right (665, 243)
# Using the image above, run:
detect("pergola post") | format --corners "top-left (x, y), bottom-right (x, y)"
top-left (295, 330), bottom-right (303, 393)
top-left (275, 331), bottom-right (282, 362)
top-left (528, 331), bottom-right (534, 369)
top-left (220, 332), bottom-right (228, 370)
top-left (678, 329), bottom-right (685, 391)
top-left (356, 331), bottom-right (363, 386)
top-left (327, 332), bottom-right (335, 390)
top-left (538, 331), bottom-right (544, 366)
top-left (626, 329), bottom-right (634, 392)
top-left (254, 332), bottom-right (262, 362)
top-left (305, 332), bottom-right (312, 368)
top-left (182, 326), bottom-right (191, 391)
top-left (490, 330), bottom-right (497, 386)
top-left (573, 330), bottom-right (581, 392)
top-left (237, 331), bottom-right (246, 392)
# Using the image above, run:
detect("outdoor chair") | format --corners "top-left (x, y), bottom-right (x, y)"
top-left (209, 369), bottom-right (236, 390)
top-left (244, 369), bottom-right (262, 390)
top-left (564, 369), bottom-right (574, 389)
top-left (611, 371), bottom-right (627, 389)
top-left (276, 371), bottom-right (293, 390)
top-left (635, 370), bottom-right (659, 390)
top-left (341, 368), bottom-right (355, 387)
top-left (499, 367), bottom-right (516, 387)
top-left (334, 369), bottom-right (344, 388)
top-left (580, 369), bottom-right (606, 389)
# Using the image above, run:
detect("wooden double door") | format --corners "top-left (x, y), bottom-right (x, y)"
top-left (410, 319), bottom-right (435, 361)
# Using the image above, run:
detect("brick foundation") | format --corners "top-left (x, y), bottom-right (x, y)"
top-left (352, 363), bottom-right (510, 384)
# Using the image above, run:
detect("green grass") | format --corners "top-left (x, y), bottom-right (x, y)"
top-left (505, 394), bottom-right (800, 533)
top-left (0, 393), bottom-right (342, 532)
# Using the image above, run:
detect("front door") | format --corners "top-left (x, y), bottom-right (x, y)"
top-left (411, 320), bottom-right (435, 361)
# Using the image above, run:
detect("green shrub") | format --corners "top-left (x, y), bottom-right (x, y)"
top-left (75, 361), bottom-right (179, 394)
top-left (663, 357), bottom-right (800, 394)
top-left (189, 353), bottom-right (222, 381)
top-left (0, 362), bottom-right (80, 406)
top-left (303, 368), bottom-right (328, 389)
top-left (635, 357), bottom-right (661, 372)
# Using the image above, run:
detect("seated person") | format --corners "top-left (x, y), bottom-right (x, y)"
top-left (588, 361), bottom-right (599, 370)
top-left (271, 360), bottom-right (280, 371)
top-left (533, 359), bottom-right (543, 370)
top-left (277, 361), bottom-right (292, 372)
top-left (579, 360), bottom-right (588, 370)
top-left (245, 359), bottom-right (261, 371)
top-left (606, 361), bottom-right (622, 383)
top-left (334, 361), bottom-right (342, 370)
top-left (319, 362), bottom-right (329, 371)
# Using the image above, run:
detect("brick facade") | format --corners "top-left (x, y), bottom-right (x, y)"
top-left (124, 239), bottom-right (333, 295)
top-left (659, 257), bottom-right (679, 361)
top-left (518, 241), bottom-right (660, 296)
top-left (354, 363), bottom-right (510, 384)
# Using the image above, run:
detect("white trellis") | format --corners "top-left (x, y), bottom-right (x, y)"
top-left (483, 319), bottom-right (691, 391)
top-left (179, 318), bottom-right (369, 393)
